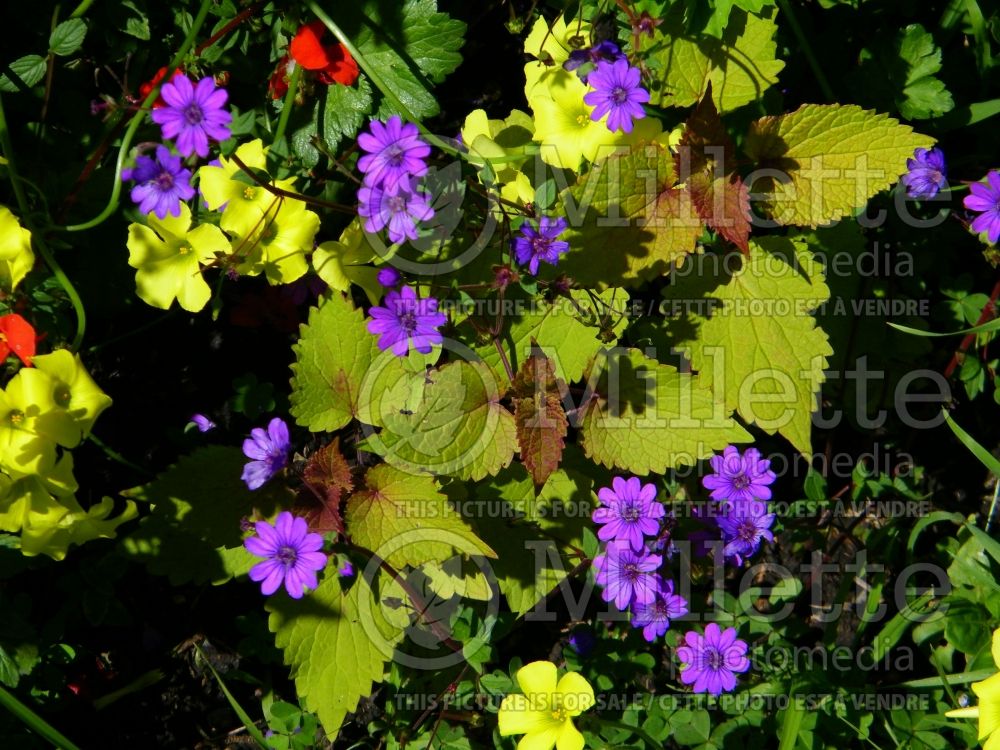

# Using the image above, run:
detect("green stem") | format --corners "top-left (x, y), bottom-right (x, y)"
top-left (87, 433), bottom-right (152, 477)
top-left (306, 2), bottom-right (463, 159)
top-left (0, 94), bottom-right (88, 350)
top-left (54, 0), bottom-right (213, 233)
top-left (273, 63), bottom-right (302, 146)
top-left (775, 0), bottom-right (835, 102)
top-left (68, 0), bottom-right (95, 18)
top-left (0, 684), bottom-right (82, 750)
top-left (593, 717), bottom-right (662, 748)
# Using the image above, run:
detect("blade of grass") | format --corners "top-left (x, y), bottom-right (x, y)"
top-left (193, 643), bottom-right (269, 749)
top-left (0, 684), bottom-right (82, 750)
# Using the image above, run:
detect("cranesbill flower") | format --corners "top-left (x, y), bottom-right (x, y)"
top-left (593, 541), bottom-right (662, 610)
top-left (358, 181), bottom-right (435, 244)
top-left (241, 417), bottom-right (291, 490)
top-left (189, 413), bottom-right (216, 433)
top-left (583, 58), bottom-right (649, 134)
top-left (244, 511), bottom-right (327, 598)
top-left (902, 147), bottom-right (947, 199)
top-left (631, 579), bottom-right (689, 642)
top-left (593, 475), bottom-right (665, 551)
top-left (512, 216), bottom-right (569, 275)
top-left (357, 116), bottom-right (431, 194)
top-left (376, 267), bottom-right (402, 288)
top-left (122, 145), bottom-right (195, 220)
top-left (564, 40), bottom-right (624, 81)
top-left (498, 661), bottom-right (595, 750)
top-left (152, 74), bottom-right (232, 158)
top-left (702, 445), bottom-right (775, 503)
top-left (676, 623), bottom-right (751, 696)
top-left (964, 170), bottom-right (1000, 244)
top-left (716, 499), bottom-right (775, 565)
top-left (366, 285), bottom-right (446, 356)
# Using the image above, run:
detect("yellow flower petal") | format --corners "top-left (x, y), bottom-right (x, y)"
top-left (498, 694), bottom-right (557, 737)
top-left (555, 672), bottom-right (595, 717)
top-left (313, 220), bottom-right (381, 304)
top-left (524, 14), bottom-right (590, 65)
top-left (233, 199), bottom-right (319, 285)
top-left (973, 672), bottom-right (1000, 740)
top-left (517, 727), bottom-right (561, 750)
top-left (517, 660), bottom-right (559, 698)
top-left (555, 720), bottom-right (585, 750)
top-left (992, 626), bottom-right (1000, 669)
top-left (32, 350), bottom-right (112, 439)
top-left (0, 206), bottom-right (35, 291)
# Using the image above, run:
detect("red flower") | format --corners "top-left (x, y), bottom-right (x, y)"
top-left (289, 21), bottom-right (359, 86)
top-left (268, 55), bottom-right (295, 101)
top-left (138, 66), bottom-right (184, 109)
top-left (0, 314), bottom-right (36, 366)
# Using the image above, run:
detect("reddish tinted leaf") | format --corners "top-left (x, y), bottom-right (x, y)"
top-left (675, 87), bottom-right (751, 252)
top-left (512, 347), bottom-right (568, 485)
top-left (299, 437), bottom-right (353, 535)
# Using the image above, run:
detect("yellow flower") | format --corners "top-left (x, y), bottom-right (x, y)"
top-left (0, 205), bottom-right (36, 291)
top-left (947, 627), bottom-right (1000, 750)
top-left (127, 204), bottom-right (229, 312)
top-left (312, 219), bottom-right (382, 305)
top-left (498, 661), bottom-right (595, 750)
top-left (0, 368), bottom-right (80, 477)
top-left (230, 198), bottom-right (320, 285)
top-left (32, 349), bottom-right (112, 439)
top-left (523, 15), bottom-right (591, 98)
top-left (198, 139), bottom-right (297, 235)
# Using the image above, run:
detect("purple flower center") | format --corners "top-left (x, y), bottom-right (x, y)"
top-left (399, 311), bottom-right (418, 333)
top-left (707, 647), bottom-right (723, 670)
top-left (531, 236), bottom-right (550, 254)
top-left (611, 86), bottom-right (629, 104)
top-left (183, 103), bottom-right (204, 125)
top-left (621, 503), bottom-right (640, 522)
top-left (623, 562), bottom-right (640, 580)
top-left (731, 473), bottom-right (750, 490)
top-left (276, 545), bottom-right (298, 567)
top-left (155, 170), bottom-right (175, 191)
top-left (737, 519), bottom-right (758, 542)
top-left (388, 195), bottom-right (407, 213)
top-left (386, 144), bottom-right (405, 165)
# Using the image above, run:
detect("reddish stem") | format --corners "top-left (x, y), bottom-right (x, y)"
top-left (943, 277), bottom-right (1000, 379)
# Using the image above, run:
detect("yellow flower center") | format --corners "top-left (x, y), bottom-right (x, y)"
top-left (243, 186), bottom-right (258, 200)
top-left (8, 409), bottom-right (24, 426)
top-left (55, 387), bottom-right (71, 407)
top-left (178, 246), bottom-right (190, 255)
top-left (575, 113), bottom-right (589, 127)
top-left (551, 707), bottom-right (569, 722)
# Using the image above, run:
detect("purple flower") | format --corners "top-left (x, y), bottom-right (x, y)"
top-left (122, 145), bottom-right (195, 219)
top-left (716, 499), bottom-right (775, 565)
top-left (357, 116), bottom-right (431, 195)
top-left (964, 170), bottom-right (1000, 244)
top-left (338, 560), bottom-right (355, 578)
top-left (631, 580), bottom-right (689, 642)
top-left (702, 445), bottom-right (775, 503)
top-left (593, 541), bottom-right (662, 611)
top-left (366, 285), bottom-right (446, 356)
top-left (189, 413), bottom-right (216, 433)
top-left (244, 511), bottom-right (327, 598)
top-left (902, 147), bottom-right (947, 200)
top-left (593, 476), bottom-right (665, 551)
top-left (241, 417), bottom-right (291, 490)
top-left (676, 623), bottom-right (750, 695)
top-left (377, 267), bottom-right (402, 288)
top-left (564, 41), bottom-right (624, 81)
top-left (583, 58), bottom-right (649, 134)
top-left (358, 180), bottom-right (435, 245)
top-left (511, 216), bottom-right (569, 275)
top-left (151, 74), bottom-right (232, 158)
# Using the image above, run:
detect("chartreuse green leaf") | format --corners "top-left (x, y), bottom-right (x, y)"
top-left (267, 574), bottom-right (404, 740)
top-left (580, 348), bottom-right (750, 474)
top-left (421, 556), bottom-right (491, 601)
top-left (745, 104), bottom-right (934, 227)
top-left (344, 464), bottom-right (496, 568)
top-left (360, 360), bottom-right (517, 481)
top-left (119, 447), bottom-right (287, 585)
top-left (662, 237), bottom-right (831, 455)
top-left (290, 293), bottom-right (382, 433)
top-left (476, 289), bottom-right (629, 387)
top-left (559, 143), bottom-right (701, 289)
top-left (645, 6), bottom-right (784, 113)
